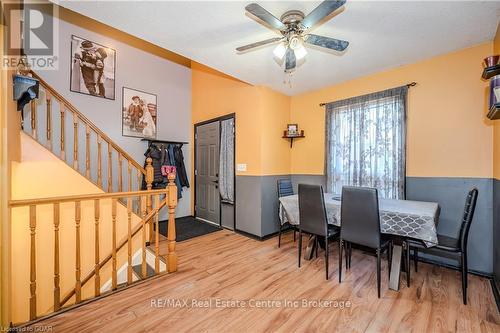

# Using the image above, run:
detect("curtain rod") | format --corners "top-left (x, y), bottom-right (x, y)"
top-left (319, 82), bottom-right (417, 107)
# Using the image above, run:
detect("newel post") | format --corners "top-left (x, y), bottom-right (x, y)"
top-left (166, 172), bottom-right (178, 272)
top-left (145, 157), bottom-right (154, 242)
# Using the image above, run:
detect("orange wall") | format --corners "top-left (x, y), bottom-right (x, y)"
top-left (290, 42), bottom-right (493, 178)
top-left (191, 62), bottom-right (291, 176)
top-left (494, 25), bottom-right (500, 180)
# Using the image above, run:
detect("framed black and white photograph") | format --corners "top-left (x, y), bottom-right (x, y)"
top-left (70, 35), bottom-right (116, 100)
top-left (122, 87), bottom-right (157, 139)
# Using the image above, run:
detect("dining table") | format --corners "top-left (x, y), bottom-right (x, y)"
top-left (279, 193), bottom-right (440, 291)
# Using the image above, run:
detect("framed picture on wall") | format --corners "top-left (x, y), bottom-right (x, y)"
top-left (122, 87), bottom-right (157, 139)
top-left (70, 35), bottom-right (116, 100)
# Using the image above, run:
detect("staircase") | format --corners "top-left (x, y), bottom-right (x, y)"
top-left (8, 72), bottom-right (179, 326)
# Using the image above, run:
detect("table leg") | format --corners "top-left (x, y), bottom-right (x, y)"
top-left (389, 244), bottom-right (402, 291)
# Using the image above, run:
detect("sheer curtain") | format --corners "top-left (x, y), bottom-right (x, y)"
top-left (325, 86), bottom-right (407, 199)
top-left (219, 118), bottom-right (235, 204)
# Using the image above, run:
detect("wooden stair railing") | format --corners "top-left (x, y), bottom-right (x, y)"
top-left (26, 71), bottom-right (157, 220)
top-left (9, 174), bottom-right (178, 323)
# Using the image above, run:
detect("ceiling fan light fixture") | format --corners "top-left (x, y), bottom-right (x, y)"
top-left (294, 43), bottom-right (307, 61)
top-left (273, 42), bottom-right (287, 65)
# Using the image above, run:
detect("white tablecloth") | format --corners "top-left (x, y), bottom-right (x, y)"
top-left (279, 194), bottom-right (440, 246)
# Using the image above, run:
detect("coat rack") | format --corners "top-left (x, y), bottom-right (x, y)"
top-left (141, 139), bottom-right (189, 146)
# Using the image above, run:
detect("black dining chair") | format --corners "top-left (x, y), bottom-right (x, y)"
top-left (277, 178), bottom-right (297, 247)
top-left (339, 186), bottom-right (392, 298)
top-left (406, 188), bottom-right (478, 305)
top-left (298, 184), bottom-right (340, 280)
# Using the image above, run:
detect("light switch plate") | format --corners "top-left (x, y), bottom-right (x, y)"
top-left (237, 164), bottom-right (247, 172)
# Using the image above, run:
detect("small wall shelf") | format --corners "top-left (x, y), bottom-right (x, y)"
top-left (488, 103), bottom-right (500, 120)
top-left (482, 64), bottom-right (500, 80)
top-left (282, 131), bottom-right (305, 148)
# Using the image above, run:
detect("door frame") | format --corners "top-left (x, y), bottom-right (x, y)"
top-left (194, 113), bottom-right (236, 229)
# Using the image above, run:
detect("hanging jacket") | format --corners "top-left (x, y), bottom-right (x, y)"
top-left (167, 144), bottom-right (182, 199)
top-left (173, 145), bottom-right (190, 188)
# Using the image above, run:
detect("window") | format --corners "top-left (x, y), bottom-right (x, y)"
top-left (325, 86), bottom-right (407, 199)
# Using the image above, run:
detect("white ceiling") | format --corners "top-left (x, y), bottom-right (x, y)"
top-left (59, 1), bottom-right (500, 95)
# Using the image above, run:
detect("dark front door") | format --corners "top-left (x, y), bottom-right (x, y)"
top-left (195, 121), bottom-right (220, 225)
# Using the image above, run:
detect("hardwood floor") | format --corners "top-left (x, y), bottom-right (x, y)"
top-left (27, 230), bottom-right (500, 332)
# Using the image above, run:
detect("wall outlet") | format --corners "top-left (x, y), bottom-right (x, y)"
top-left (236, 164), bottom-right (247, 172)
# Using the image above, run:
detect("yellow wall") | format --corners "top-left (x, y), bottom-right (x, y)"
top-left (191, 62), bottom-right (291, 177)
top-left (290, 42), bottom-right (493, 178)
top-left (10, 133), bottom-right (143, 323)
top-left (493, 25), bottom-right (500, 180)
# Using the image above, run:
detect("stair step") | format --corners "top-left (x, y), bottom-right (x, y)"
top-left (132, 263), bottom-right (155, 279)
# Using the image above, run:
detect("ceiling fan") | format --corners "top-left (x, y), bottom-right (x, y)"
top-left (236, 0), bottom-right (349, 73)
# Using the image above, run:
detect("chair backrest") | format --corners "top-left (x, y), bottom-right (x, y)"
top-left (277, 179), bottom-right (294, 198)
top-left (341, 186), bottom-right (381, 249)
top-left (459, 188), bottom-right (478, 252)
top-left (298, 184), bottom-right (328, 236)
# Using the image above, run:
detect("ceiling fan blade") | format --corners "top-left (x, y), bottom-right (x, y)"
top-left (236, 37), bottom-right (283, 52)
top-left (305, 34), bottom-right (349, 51)
top-left (301, 0), bottom-right (346, 30)
top-left (285, 48), bottom-right (296, 71)
top-left (245, 3), bottom-right (286, 31)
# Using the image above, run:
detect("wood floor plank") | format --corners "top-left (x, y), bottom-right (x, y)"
top-left (25, 231), bottom-right (500, 333)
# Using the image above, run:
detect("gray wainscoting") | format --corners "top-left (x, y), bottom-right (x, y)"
top-left (406, 177), bottom-right (492, 274)
top-left (493, 179), bottom-right (500, 286)
top-left (235, 175), bottom-right (291, 237)
top-left (235, 174), bottom-right (494, 275)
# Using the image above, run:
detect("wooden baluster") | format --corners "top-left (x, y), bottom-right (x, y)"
top-left (53, 203), bottom-right (61, 311)
top-left (154, 195), bottom-right (160, 274)
top-left (128, 162), bottom-right (132, 192)
top-left (29, 205), bottom-right (37, 320)
top-left (30, 100), bottom-right (37, 139)
top-left (112, 199), bottom-right (117, 290)
top-left (60, 104), bottom-right (65, 160)
top-left (46, 93), bottom-right (52, 151)
top-left (118, 154), bottom-right (123, 192)
top-left (73, 113), bottom-right (79, 170)
top-left (85, 125), bottom-right (91, 178)
top-left (136, 169), bottom-right (141, 214)
top-left (97, 136), bottom-right (102, 188)
top-left (141, 196), bottom-right (147, 279)
top-left (94, 199), bottom-right (100, 297)
top-left (75, 201), bottom-right (82, 303)
top-left (167, 173), bottom-right (178, 272)
top-left (127, 197), bottom-right (133, 284)
top-left (145, 158), bottom-right (154, 243)
top-left (107, 143), bottom-right (113, 192)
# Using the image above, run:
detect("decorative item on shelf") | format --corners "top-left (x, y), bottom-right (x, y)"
top-left (287, 123), bottom-right (298, 136)
top-left (482, 55), bottom-right (500, 80)
top-left (282, 124), bottom-right (305, 147)
top-left (485, 55), bottom-right (500, 67)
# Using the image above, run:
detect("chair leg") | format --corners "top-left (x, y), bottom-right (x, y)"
top-left (325, 236), bottom-right (329, 280)
top-left (464, 252), bottom-right (468, 289)
top-left (348, 242), bottom-right (352, 269)
top-left (298, 230), bottom-right (302, 268)
top-left (406, 242), bottom-right (411, 288)
top-left (388, 242), bottom-right (393, 281)
top-left (413, 247), bottom-right (418, 272)
top-left (376, 248), bottom-right (381, 298)
top-left (315, 238), bottom-right (319, 258)
top-left (461, 253), bottom-right (467, 305)
top-left (339, 239), bottom-right (343, 283)
top-left (345, 241), bottom-right (349, 269)
top-left (278, 224), bottom-right (283, 248)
